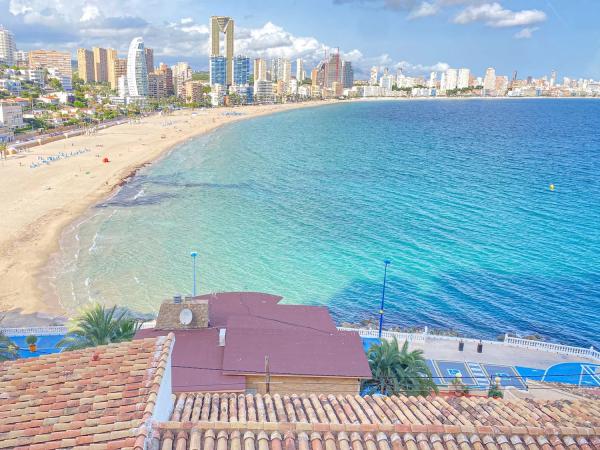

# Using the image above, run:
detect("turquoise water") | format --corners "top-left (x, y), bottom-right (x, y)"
top-left (52, 99), bottom-right (600, 348)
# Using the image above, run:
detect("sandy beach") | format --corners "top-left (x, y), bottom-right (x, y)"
top-left (0, 100), bottom-right (336, 326)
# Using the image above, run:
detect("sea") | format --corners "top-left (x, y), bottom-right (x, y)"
top-left (49, 99), bottom-right (600, 348)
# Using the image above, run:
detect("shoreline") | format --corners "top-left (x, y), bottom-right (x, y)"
top-left (1, 96), bottom-right (598, 327)
top-left (0, 100), bottom-right (339, 327)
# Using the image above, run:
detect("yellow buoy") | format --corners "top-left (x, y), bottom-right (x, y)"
top-left (549, 184), bottom-right (555, 191)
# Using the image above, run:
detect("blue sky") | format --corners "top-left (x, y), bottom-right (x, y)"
top-left (1, 0), bottom-right (599, 79)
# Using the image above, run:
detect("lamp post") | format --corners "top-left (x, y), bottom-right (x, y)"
top-left (378, 259), bottom-right (391, 339)
top-left (190, 251), bottom-right (198, 296)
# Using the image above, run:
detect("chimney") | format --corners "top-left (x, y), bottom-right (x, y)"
top-left (155, 295), bottom-right (209, 330)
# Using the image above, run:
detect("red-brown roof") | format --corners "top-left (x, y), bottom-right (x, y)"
top-left (136, 292), bottom-right (370, 392)
top-left (0, 334), bottom-right (174, 450)
top-left (222, 328), bottom-right (371, 378)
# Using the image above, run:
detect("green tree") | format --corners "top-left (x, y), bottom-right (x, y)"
top-left (56, 304), bottom-right (143, 351)
top-left (0, 329), bottom-right (19, 361)
top-left (361, 338), bottom-right (439, 396)
top-left (48, 78), bottom-right (63, 91)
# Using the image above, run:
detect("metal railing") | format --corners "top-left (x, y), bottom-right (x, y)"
top-left (0, 326), bottom-right (68, 337)
top-left (504, 336), bottom-right (600, 360)
top-left (338, 327), bottom-right (599, 361)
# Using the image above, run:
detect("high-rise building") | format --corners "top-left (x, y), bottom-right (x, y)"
top-left (0, 26), bottom-right (17, 66)
top-left (148, 72), bottom-right (167, 99)
top-left (325, 52), bottom-right (341, 88)
top-left (254, 79), bottom-right (274, 104)
top-left (28, 50), bottom-right (73, 90)
top-left (172, 62), bottom-right (192, 98)
top-left (233, 55), bottom-right (250, 86)
top-left (341, 61), bottom-right (353, 88)
top-left (550, 69), bottom-right (557, 87)
top-left (443, 68), bottom-right (458, 91)
top-left (15, 50), bottom-right (28, 67)
top-left (428, 72), bottom-right (437, 89)
top-left (92, 47), bottom-right (108, 83)
top-left (106, 49), bottom-right (118, 88)
top-left (157, 63), bottom-right (174, 96)
top-left (296, 58), bottom-right (304, 81)
top-left (184, 80), bottom-right (205, 104)
top-left (210, 16), bottom-right (234, 86)
top-left (126, 37), bottom-right (148, 97)
top-left (113, 58), bottom-right (127, 90)
top-left (209, 56), bottom-right (227, 87)
top-left (145, 48), bottom-right (154, 75)
top-left (253, 58), bottom-right (267, 81)
top-left (77, 48), bottom-right (95, 82)
top-left (370, 66), bottom-right (378, 85)
top-left (457, 68), bottom-right (470, 89)
top-left (483, 67), bottom-right (496, 92)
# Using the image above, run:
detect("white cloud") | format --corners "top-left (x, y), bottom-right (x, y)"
top-left (394, 60), bottom-right (450, 74)
top-left (80, 5), bottom-right (100, 22)
top-left (454, 2), bottom-right (547, 28)
top-left (408, 1), bottom-right (439, 18)
top-left (514, 26), bottom-right (539, 39)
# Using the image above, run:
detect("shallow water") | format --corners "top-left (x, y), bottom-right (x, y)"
top-left (51, 99), bottom-right (600, 348)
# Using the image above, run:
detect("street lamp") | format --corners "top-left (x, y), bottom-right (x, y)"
top-left (378, 259), bottom-right (391, 339)
top-left (190, 251), bottom-right (198, 296)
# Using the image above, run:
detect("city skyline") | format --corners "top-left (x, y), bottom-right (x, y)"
top-left (0, 0), bottom-right (599, 79)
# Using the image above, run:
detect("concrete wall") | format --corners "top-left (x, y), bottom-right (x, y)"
top-left (245, 375), bottom-right (361, 396)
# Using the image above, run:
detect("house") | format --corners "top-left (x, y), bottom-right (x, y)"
top-left (135, 292), bottom-right (372, 395)
top-left (0, 323), bottom-right (599, 450)
top-left (153, 390), bottom-right (600, 450)
top-left (0, 101), bottom-right (23, 129)
top-left (0, 334), bottom-right (174, 449)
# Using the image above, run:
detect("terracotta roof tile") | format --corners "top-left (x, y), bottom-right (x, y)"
top-left (0, 334), bottom-right (174, 449)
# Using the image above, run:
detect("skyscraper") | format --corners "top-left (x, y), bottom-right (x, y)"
top-left (325, 52), bottom-right (341, 88)
top-left (0, 26), bottom-right (16, 66)
top-left (296, 58), bottom-right (304, 81)
top-left (341, 61), bottom-right (353, 88)
top-left (210, 16), bottom-right (234, 86)
top-left (457, 68), bottom-right (470, 89)
top-left (172, 62), bottom-right (192, 98)
top-left (77, 48), bottom-right (95, 82)
top-left (113, 58), bottom-right (127, 91)
top-left (145, 48), bottom-right (154, 75)
top-left (370, 67), bottom-right (378, 85)
top-left (28, 50), bottom-right (72, 82)
top-left (157, 63), bottom-right (174, 96)
top-left (92, 47), bottom-right (108, 83)
top-left (253, 58), bottom-right (267, 81)
top-left (126, 37), bottom-right (148, 97)
top-left (444, 68), bottom-right (458, 91)
top-left (483, 67), bottom-right (496, 92)
top-left (106, 49), bottom-right (118, 88)
top-left (233, 55), bottom-right (250, 85)
top-left (209, 56), bottom-right (227, 87)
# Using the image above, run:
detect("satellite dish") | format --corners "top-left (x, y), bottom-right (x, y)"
top-left (179, 308), bottom-right (193, 325)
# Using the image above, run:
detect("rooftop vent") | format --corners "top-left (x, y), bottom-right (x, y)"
top-left (219, 328), bottom-right (226, 347)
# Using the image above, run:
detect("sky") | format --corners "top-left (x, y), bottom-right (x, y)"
top-left (1, 0), bottom-right (600, 79)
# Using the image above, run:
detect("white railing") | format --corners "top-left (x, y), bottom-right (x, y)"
top-left (338, 327), bottom-right (599, 362)
top-left (504, 336), bottom-right (599, 361)
top-left (0, 326), bottom-right (68, 337)
top-left (338, 327), bottom-right (426, 343)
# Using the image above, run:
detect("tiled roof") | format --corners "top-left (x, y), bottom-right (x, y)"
top-left (152, 426), bottom-right (600, 450)
top-left (0, 334), bottom-right (174, 450)
top-left (164, 393), bottom-right (600, 429)
top-left (151, 393), bottom-right (600, 450)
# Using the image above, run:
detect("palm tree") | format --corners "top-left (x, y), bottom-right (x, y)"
top-left (362, 338), bottom-right (438, 397)
top-left (0, 328), bottom-right (19, 362)
top-left (57, 304), bottom-right (143, 351)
